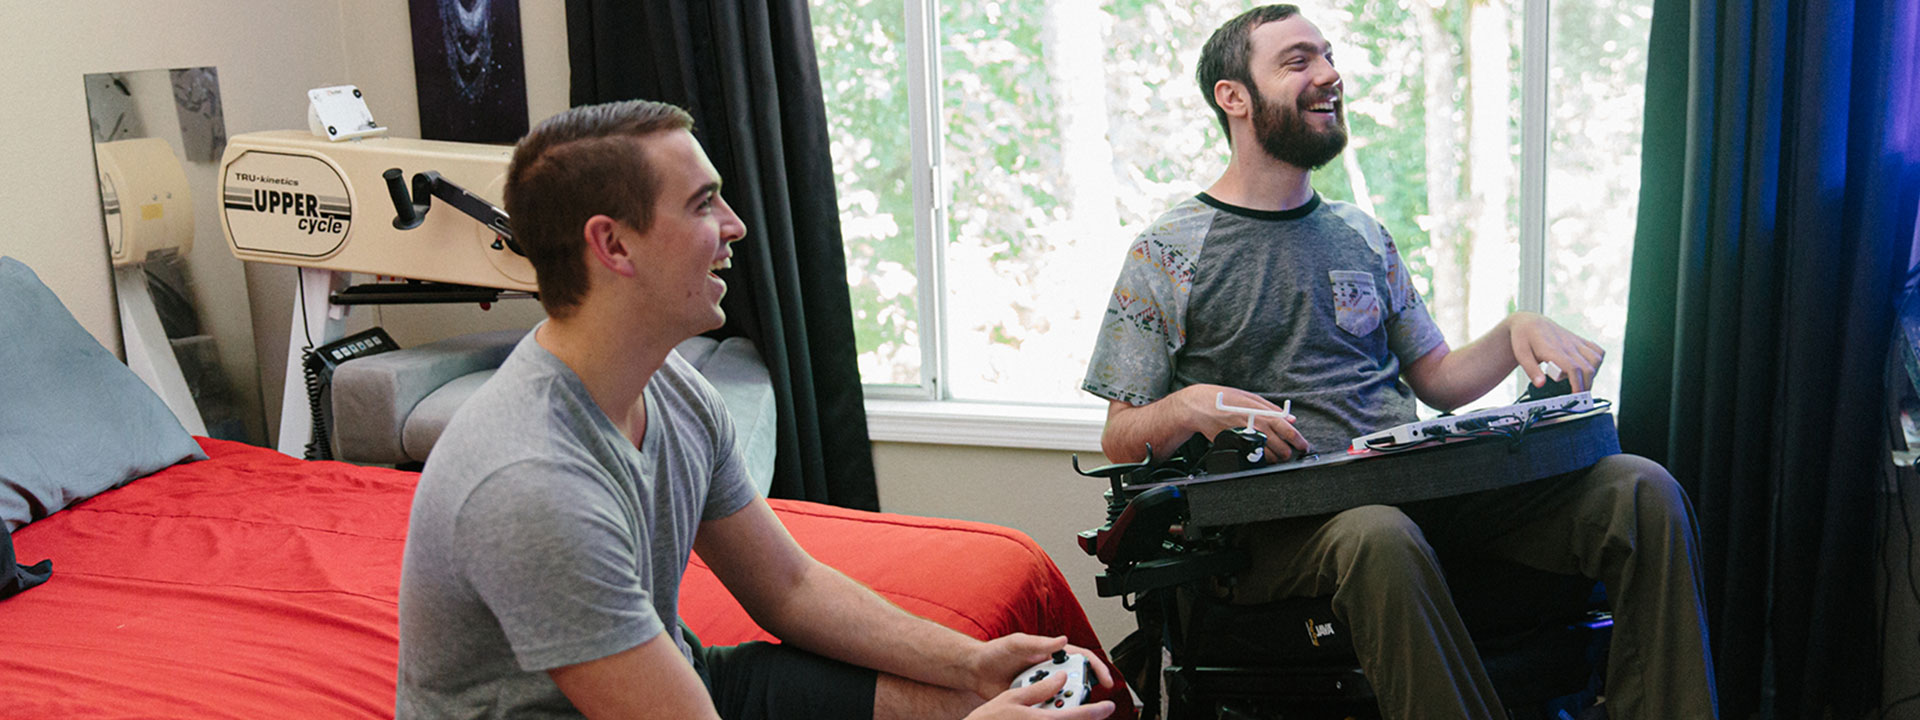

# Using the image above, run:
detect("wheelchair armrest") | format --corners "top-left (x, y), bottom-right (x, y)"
top-left (1081, 482), bottom-right (1252, 597)
top-left (1079, 484), bottom-right (1188, 565)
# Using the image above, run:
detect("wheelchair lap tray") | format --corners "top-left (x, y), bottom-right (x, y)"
top-left (1095, 412), bottom-right (1620, 531)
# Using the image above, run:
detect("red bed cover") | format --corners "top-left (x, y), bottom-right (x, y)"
top-left (2, 438), bottom-right (1130, 718)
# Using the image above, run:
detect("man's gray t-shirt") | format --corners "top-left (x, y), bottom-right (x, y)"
top-left (1083, 193), bottom-right (1447, 451)
top-left (397, 329), bottom-right (757, 719)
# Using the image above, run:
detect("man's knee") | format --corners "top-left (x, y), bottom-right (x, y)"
top-left (1324, 505), bottom-right (1438, 577)
top-left (1576, 454), bottom-right (1702, 563)
top-left (1589, 454), bottom-right (1691, 519)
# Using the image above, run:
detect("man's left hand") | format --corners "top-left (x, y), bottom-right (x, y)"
top-left (965, 634), bottom-right (1115, 702)
top-left (1508, 312), bottom-right (1606, 392)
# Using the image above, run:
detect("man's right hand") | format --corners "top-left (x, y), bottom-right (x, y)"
top-left (1109, 384), bottom-right (1311, 463)
top-left (963, 673), bottom-right (1115, 719)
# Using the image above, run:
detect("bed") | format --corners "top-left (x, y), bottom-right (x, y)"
top-left (0, 256), bottom-right (1133, 718)
top-left (2, 439), bottom-right (1132, 718)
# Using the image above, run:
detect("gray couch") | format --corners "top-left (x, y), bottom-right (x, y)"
top-left (330, 329), bottom-right (778, 495)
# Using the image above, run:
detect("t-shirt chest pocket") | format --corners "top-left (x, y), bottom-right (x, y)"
top-left (1328, 270), bottom-right (1382, 337)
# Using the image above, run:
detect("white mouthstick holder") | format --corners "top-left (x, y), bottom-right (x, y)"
top-left (1215, 392), bottom-right (1292, 429)
top-left (308, 85), bottom-right (387, 142)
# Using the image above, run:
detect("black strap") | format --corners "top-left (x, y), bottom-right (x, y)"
top-left (0, 525), bottom-right (51, 600)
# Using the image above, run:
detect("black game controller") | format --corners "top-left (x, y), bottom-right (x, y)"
top-left (1518, 361), bottom-right (1573, 402)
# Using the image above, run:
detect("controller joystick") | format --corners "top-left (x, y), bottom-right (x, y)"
top-left (1518, 361), bottom-right (1574, 402)
top-left (1206, 392), bottom-right (1295, 473)
top-left (1203, 426), bottom-right (1268, 474)
top-left (1009, 650), bottom-right (1091, 709)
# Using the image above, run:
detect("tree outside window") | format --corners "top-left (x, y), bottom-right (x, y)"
top-left (813, 0), bottom-right (1649, 410)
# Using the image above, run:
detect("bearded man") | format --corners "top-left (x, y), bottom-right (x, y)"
top-left (1080, 6), bottom-right (1718, 719)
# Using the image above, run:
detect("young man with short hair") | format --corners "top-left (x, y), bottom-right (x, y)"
top-left (397, 100), bottom-right (1114, 720)
top-left (1084, 7), bottom-right (1717, 719)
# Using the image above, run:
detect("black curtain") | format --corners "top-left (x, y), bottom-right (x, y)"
top-left (566, 0), bottom-right (879, 511)
top-left (1619, 0), bottom-right (1920, 716)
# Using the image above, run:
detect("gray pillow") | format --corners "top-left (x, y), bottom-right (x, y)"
top-left (0, 257), bottom-right (206, 531)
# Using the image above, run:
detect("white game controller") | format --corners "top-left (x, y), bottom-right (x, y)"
top-left (1010, 650), bottom-right (1091, 709)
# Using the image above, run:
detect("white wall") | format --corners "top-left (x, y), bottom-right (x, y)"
top-left (0, 2), bottom-right (349, 351)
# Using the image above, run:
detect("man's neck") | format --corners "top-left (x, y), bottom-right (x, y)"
top-left (534, 311), bottom-right (675, 443)
top-left (1205, 137), bottom-right (1316, 212)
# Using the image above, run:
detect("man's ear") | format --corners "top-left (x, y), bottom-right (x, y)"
top-left (583, 215), bottom-right (639, 278)
top-left (1214, 79), bottom-right (1252, 121)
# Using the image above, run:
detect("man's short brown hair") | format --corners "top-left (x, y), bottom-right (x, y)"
top-left (504, 100), bottom-right (696, 318)
top-left (1197, 4), bottom-right (1302, 143)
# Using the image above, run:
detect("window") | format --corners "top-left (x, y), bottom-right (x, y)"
top-left (813, 0), bottom-right (1652, 438)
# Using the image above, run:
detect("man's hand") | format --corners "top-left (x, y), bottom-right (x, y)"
top-left (1173, 385), bottom-right (1311, 460)
top-left (964, 634), bottom-right (1114, 705)
top-left (963, 672), bottom-right (1116, 719)
top-left (1103, 384), bottom-right (1311, 463)
top-left (1507, 312), bottom-right (1606, 392)
top-left (1404, 311), bottom-right (1605, 410)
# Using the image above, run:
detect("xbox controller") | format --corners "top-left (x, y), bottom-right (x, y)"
top-left (1010, 650), bottom-right (1091, 709)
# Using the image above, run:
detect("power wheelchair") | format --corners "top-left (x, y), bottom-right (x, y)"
top-left (1076, 429), bottom-right (1612, 720)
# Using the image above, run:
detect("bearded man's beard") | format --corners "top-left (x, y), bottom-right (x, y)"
top-left (1250, 84), bottom-right (1347, 170)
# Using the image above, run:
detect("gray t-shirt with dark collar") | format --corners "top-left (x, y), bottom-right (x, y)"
top-left (1083, 192), bottom-right (1447, 451)
top-left (397, 328), bottom-right (757, 719)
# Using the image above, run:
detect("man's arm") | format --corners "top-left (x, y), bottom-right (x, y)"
top-left (548, 633), bottom-right (721, 720)
top-left (551, 625), bottom-right (1116, 720)
top-left (1400, 311), bottom-right (1606, 412)
top-left (1100, 384), bottom-right (1312, 463)
top-left (692, 498), bottom-right (1112, 702)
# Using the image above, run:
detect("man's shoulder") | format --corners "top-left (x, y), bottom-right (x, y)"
top-left (1118, 195), bottom-right (1218, 286)
top-left (1133, 195), bottom-right (1217, 248)
top-left (422, 344), bottom-right (609, 493)
top-left (648, 349), bottom-right (729, 435)
top-left (1313, 199), bottom-right (1394, 255)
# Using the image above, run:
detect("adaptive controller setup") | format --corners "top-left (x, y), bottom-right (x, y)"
top-left (1010, 650), bottom-right (1092, 709)
top-left (1202, 392), bottom-right (1297, 473)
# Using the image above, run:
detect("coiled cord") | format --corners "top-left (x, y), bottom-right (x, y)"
top-left (302, 348), bottom-right (332, 461)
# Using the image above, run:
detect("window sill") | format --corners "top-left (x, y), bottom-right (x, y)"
top-left (864, 398), bottom-right (1107, 452)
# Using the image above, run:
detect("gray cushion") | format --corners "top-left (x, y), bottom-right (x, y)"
top-left (0, 257), bottom-right (206, 531)
top-left (332, 329), bottom-right (526, 465)
top-left (695, 337), bottom-right (776, 495)
top-left (335, 330), bottom-right (777, 496)
top-left (401, 369), bottom-right (497, 463)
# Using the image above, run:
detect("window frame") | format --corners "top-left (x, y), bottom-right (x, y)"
top-left (862, 0), bottom-right (1559, 451)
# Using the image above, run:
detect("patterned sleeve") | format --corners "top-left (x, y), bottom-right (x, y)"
top-left (1378, 223), bottom-right (1447, 364)
top-left (1082, 209), bottom-right (1207, 406)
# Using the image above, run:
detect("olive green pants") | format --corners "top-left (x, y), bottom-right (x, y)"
top-left (1227, 454), bottom-right (1718, 720)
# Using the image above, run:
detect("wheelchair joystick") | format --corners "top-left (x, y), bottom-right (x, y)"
top-left (1204, 392), bottom-right (1293, 473)
top-left (1203, 427), bottom-right (1268, 474)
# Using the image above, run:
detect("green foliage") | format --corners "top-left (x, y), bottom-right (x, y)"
top-left (812, 0), bottom-right (1650, 402)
